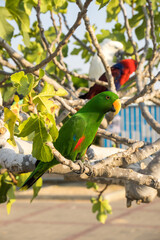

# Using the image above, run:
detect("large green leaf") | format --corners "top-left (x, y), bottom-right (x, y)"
top-left (18, 114), bottom-right (39, 137)
top-left (0, 7), bottom-right (14, 41)
top-left (18, 114), bottom-right (54, 162)
top-left (6, 0), bottom-right (30, 33)
top-left (45, 113), bottom-right (59, 142)
top-left (32, 131), bottom-right (53, 162)
top-left (11, 72), bottom-right (32, 97)
top-left (33, 82), bottom-right (67, 113)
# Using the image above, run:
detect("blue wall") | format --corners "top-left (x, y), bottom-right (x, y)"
top-left (104, 104), bottom-right (160, 148)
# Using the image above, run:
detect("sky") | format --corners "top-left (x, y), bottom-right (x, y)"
top-left (0, 0), bottom-right (116, 74)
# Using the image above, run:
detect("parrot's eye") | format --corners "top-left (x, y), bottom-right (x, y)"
top-left (106, 96), bottom-right (110, 100)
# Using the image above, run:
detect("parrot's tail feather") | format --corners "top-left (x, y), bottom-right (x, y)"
top-left (21, 160), bottom-right (55, 190)
top-left (20, 162), bottom-right (50, 190)
top-left (21, 172), bottom-right (44, 190)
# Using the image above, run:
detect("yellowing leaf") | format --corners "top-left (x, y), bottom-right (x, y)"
top-left (4, 107), bottom-right (17, 146)
top-left (7, 186), bottom-right (16, 215)
top-left (55, 88), bottom-right (68, 97)
top-left (31, 177), bottom-right (43, 202)
top-left (14, 95), bottom-right (20, 103)
top-left (11, 71), bottom-right (25, 85)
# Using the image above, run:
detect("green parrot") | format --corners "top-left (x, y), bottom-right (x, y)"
top-left (21, 91), bottom-right (121, 189)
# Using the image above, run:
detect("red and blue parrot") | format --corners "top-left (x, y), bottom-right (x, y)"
top-left (80, 59), bottom-right (137, 99)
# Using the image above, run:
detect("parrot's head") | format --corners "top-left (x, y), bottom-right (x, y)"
top-left (93, 91), bottom-right (121, 115)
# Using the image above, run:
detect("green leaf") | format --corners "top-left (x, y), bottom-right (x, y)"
top-left (55, 88), bottom-right (68, 97)
top-left (6, 0), bottom-right (30, 33)
top-left (7, 185), bottom-right (16, 214)
top-left (31, 177), bottom-right (43, 202)
top-left (53, 0), bottom-right (66, 8)
top-left (32, 131), bottom-right (52, 161)
top-left (45, 113), bottom-right (59, 142)
top-left (11, 71), bottom-right (34, 97)
top-left (40, 0), bottom-right (52, 13)
top-left (96, 0), bottom-right (110, 10)
top-left (92, 202), bottom-right (99, 213)
top-left (97, 212), bottom-right (107, 224)
top-left (41, 144), bottom-right (53, 162)
top-left (22, 31), bottom-right (30, 47)
top-left (18, 76), bottom-right (30, 95)
top-left (18, 114), bottom-right (39, 137)
top-left (3, 87), bottom-right (16, 103)
top-left (33, 82), bottom-right (66, 113)
top-left (96, 30), bottom-right (110, 43)
top-left (11, 71), bottom-right (25, 84)
top-left (39, 69), bottom-right (45, 79)
top-left (91, 196), bottom-right (112, 223)
top-left (135, 0), bottom-right (146, 6)
top-left (135, 20), bottom-right (145, 40)
top-left (86, 182), bottom-right (99, 191)
top-left (102, 199), bottom-right (112, 214)
top-left (129, 12), bottom-right (143, 28)
top-left (0, 173), bottom-right (12, 204)
top-left (18, 114), bottom-right (56, 162)
top-left (23, 0), bottom-right (37, 15)
top-left (4, 107), bottom-right (17, 146)
top-left (71, 48), bottom-right (82, 55)
top-left (62, 45), bottom-right (68, 57)
top-left (0, 7), bottom-right (14, 42)
top-left (17, 172), bottom-right (31, 187)
top-left (106, 0), bottom-right (120, 22)
top-left (17, 172), bottom-right (43, 201)
top-left (19, 42), bottom-right (46, 64)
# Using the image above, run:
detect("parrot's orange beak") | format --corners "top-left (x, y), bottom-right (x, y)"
top-left (113, 99), bottom-right (121, 115)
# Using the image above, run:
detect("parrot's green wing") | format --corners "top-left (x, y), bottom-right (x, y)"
top-left (54, 114), bottom-right (87, 160)
top-left (21, 115), bottom-right (87, 190)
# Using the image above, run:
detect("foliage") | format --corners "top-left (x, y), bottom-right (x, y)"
top-left (91, 197), bottom-right (112, 224)
top-left (1, 69), bottom-right (66, 212)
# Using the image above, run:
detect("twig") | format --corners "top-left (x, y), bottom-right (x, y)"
top-left (0, 37), bottom-right (65, 91)
top-left (76, 0), bottom-right (116, 92)
top-left (147, 0), bottom-right (157, 52)
top-left (19, 0), bottom-right (92, 73)
top-left (50, 12), bottom-right (62, 48)
top-left (97, 184), bottom-right (108, 200)
top-left (119, 0), bottom-right (139, 61)
top-left (62, 13), bottom-right (95, 55)
top-left (122, 72), bottom-right (160, 108)
top-left (97, 128), bottom-right (138, 146)
top-left (0, 57), bottom-right (17, 70)
top-left (53, 95), bottom-right (77, 114)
